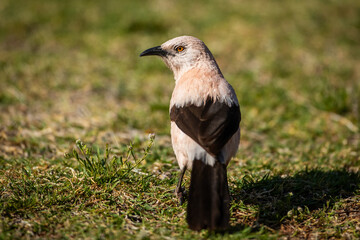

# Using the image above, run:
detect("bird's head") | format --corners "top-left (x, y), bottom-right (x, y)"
top-left (140, 36), bottom-right (218, 80)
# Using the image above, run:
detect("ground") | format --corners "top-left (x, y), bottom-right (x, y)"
top-left (0, 0), bottom-right (360, 239)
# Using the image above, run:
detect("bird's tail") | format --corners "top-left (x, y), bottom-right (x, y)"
top-left (186, 159), bottom-right (230, 231)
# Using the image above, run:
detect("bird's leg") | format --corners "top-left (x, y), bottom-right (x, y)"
top-left (175, 167), bottom-right (187, 205)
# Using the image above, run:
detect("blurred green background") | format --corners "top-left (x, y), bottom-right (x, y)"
top-left (1, 0), bottom-right (359, 136)
top-left (0, 0), bottom-right (359, 238)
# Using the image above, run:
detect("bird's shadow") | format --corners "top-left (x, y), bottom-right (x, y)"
top-left (229, 168), bottom-right (360, 231)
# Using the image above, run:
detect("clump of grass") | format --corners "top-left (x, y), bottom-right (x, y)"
top-left (64, 134), bottom-right (155, 185)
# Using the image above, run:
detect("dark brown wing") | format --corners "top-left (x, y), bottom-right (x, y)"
top-left (170, 99), bottom-right (241, 156)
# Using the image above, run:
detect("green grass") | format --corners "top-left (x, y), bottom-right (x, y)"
top-left (1, 0), bottom-right (360, 239)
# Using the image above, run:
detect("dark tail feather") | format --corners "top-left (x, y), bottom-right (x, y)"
top-left (186, 159), bottom-right (230, 231)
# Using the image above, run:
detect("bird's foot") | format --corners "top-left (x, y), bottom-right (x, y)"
top-left (175, 187), bottom-right (187, 206)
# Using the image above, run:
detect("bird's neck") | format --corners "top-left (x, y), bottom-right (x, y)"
top-left (173, 60), bottom-right (223, 83)
top-left (170, 64), bottom-right (237, 108)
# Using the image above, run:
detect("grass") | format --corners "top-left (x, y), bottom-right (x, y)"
top-left (0, 0), bottom-right (360, 239)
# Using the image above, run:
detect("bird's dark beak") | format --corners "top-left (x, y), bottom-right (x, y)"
top-left (139, 46), bottom-right (167, 57)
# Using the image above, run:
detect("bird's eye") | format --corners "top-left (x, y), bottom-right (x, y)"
top-left (175, 46), bottom-right (184, 52)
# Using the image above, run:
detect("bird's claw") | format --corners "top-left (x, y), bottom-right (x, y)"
top-left (178, 192), bottom-right (185, 206)
top-left (175, 187), bottom-right (186, 206)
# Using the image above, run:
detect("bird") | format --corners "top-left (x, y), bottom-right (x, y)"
top-left (140, 36), bottom-right (241, 231)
